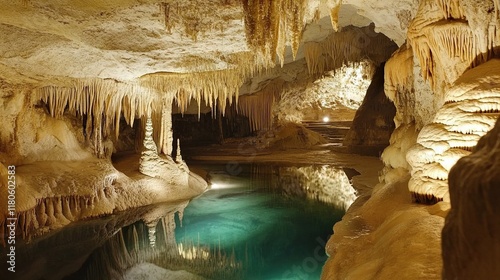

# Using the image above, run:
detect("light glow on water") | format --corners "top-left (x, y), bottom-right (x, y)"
top-left (210, 182), bottom-right (241, 189)
top-left (175, 164), bottom-right (346, 280)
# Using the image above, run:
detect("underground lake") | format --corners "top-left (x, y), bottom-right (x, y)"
top-left (3, 163), bottom-right (351, 280)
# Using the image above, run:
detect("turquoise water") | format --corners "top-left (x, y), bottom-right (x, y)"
top-left (175, 165), bottom-right (345, 280)
top-left (4, 164), bottom-right (345, 280)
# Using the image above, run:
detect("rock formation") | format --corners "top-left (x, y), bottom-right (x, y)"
top-left (343, 63), bottom-right (396, 156)
top-left (0, 0), bottom-right (499, 279)
top-left (323, 0), bottom-right (500, 279)
top-left (443, 115), bottom-right (500, 280)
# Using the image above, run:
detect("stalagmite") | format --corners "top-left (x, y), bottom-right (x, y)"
top-left (139, 115), bottom-right (160, 177)
top-left (175, 138), bottom-right (183, 163)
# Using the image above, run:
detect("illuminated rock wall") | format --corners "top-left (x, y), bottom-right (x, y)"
top-left (407, 59), bottom-right (500, 203)
top-left (274, 60), bottom-right (376, 123)
top-left (384, 0), bottom-right (500, 202)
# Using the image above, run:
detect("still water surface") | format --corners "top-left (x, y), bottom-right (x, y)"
top-left (174, 164), bottom-right (345, 279)
top-left (5, 164), bottom-right (347, 280)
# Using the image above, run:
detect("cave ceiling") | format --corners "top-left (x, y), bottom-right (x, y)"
top-left (0, 0), bottom-right (411, 92)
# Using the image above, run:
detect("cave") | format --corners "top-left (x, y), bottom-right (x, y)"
top-left (1, 1), bottom-right (500, 279)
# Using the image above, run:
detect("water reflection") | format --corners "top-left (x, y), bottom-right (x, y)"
top-left (273, 165), bottom-right (357, 210)
top-left (174, 164), bottom-right (351, 279)
top-left (3, 164), bottom-right (353, 280)
top-left (3, 202), bottom-right (187, 280)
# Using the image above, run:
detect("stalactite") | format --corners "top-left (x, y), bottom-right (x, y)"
top-left (131, 225), bottom-right (139, 253)
top-left (140, 51), bottom-right (275, 121)
top-left (409, 37), bottom-right (435, 88)
top-left (154, 0), bottom-right (242, 42)
top-left (408, 0), bottom-right (500, 90)
top-left (303, 26), bottom-right (396, 77)
top-left (177, 208), bottom-right (184, 228)
top-left (142, 69), bottom-right (240, 118)
top-left (304, 41), bottom-right (325, 74)
top-left (33, 79), bottom-right (160, 158)
top-left (285, 0), bottom-right (306, 60)
top-left (160, 2), bottom-right (172, 33)
top-left (328, 1), bottom-right (341, 31)
top-left (427, 22), bottom-right (475, 66)
top-left (243, 0), bottom-right (340, 63)
top-left (384, 44), bottom-right (414, 102)
top-left (241, 0), bottom-right (312, 64)
top-left (436, 0), bottom-right (465, 20)
top-left (238, 79), bottom-right (283, 132)
top-left (276, 19), bottom-right (287, 67)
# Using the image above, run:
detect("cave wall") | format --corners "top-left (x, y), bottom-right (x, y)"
top-left (0, 0), bottom-right (499, 278)
top-left (443, 117), bottom-right (500, 280)
top-left (0, 84), bottom-right (93, 165)
top-left (382, 0), bottom-right (500, 202)
top-left (274, 60), bottom-right (376, 123)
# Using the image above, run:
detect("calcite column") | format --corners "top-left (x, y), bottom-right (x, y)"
top-left (160, 96), bottom-right (174, 157)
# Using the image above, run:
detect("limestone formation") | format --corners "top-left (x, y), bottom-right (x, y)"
top-left (407, 59), bottom-right (500, 203)
top-left (323, 1), bottom-right (500, 280)
top-left (0, 0), bottom-right (499, 279)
